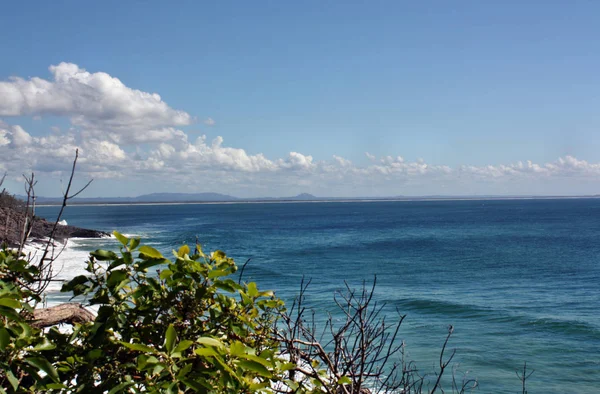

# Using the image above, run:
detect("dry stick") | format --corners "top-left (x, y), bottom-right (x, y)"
top-left (516, 361), bottom-right (534, 394)
top-left (237, 258), bottom-right (252, 284)
top-left (17, 173), bottom-right (36, 257)
top-left (291, 338), bottom-right (346, 394)
top-left (39, 149), bottom-right (93, 276)
top-left (430, 325), bottom-right (456, 394)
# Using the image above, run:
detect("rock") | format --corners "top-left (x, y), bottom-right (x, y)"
top-left (0, 206), bottom-right (109, 247)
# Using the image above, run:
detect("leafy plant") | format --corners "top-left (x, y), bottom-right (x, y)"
top-left (0, 248), bottom-right (62, 393)
top-left (56, 231), bottom-right (288, 393)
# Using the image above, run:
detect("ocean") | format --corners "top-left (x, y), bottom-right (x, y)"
top-left (36, 199), bottom-right (600, 393)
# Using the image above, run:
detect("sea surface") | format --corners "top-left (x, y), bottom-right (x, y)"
top-left (36, 199), bottom-right (600, 393)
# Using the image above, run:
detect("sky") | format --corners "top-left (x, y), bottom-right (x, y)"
top-left (1, 1), bottom-right (600, 197)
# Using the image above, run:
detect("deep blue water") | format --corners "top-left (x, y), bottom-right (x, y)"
top-left (37, 199), bottom-right (600, 393)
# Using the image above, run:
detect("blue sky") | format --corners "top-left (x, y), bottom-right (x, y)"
top-left (1, 1), bottom-right (600, 197)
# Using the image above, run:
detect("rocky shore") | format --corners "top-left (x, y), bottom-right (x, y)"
top-left (0, 206), bottom-right (110, 247)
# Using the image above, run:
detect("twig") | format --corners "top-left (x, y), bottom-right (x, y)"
top-left (430, 325), bottom-right (455, 394)
top-left (516, 361), bottom-right (534, 394)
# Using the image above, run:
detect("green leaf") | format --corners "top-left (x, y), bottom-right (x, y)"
top-left (113, 231), bottom-right (129, 246)
top-left (159, 269), bottom-right (173, 280)
top-left (278, 362), bottom-right (297, 372)
top-left (164, 324), bottom-right (177, 353)
top-left (194, 348), bottom-right (219, 357)
top-left (107, 269), bottom-right (128, 288)
top-left (107, 258), bottom-right (126, 270)
top-left (5, 369), bottom-right (19, 391)
top-left (61, 275), bottom-right (89, 293)
top-left (196, 337), bottom-right (224, 348)
top-left (25, 356), bottom-right (60, 382)
top-left (229, 341), bottom-right (245, 357)
top-left (137, 258), bottom-right (168, 270)
top-left (173, 339), bottom-right (194, 353)
top-left (152, 363), bottom-right (165, 376)
top-left (247, 282), bottom-right (258, 298)
top-left (195, 244), bottom-right (206, 257)
top-left (86, 349), bottom-right (103, 360)
top-left (0, 306), bottom-right (21, 321)
top-left (176, 363), bottom-right (193, 379)
top-left (119, 341), bottom-right (157, 354)
top-left (0, 298), bottom-right (21, 309)
top-left (214, 281), bottom-right (237, 293)
top-left (239, 353), bottom-right (271, 368)
top-left (44, 383), bottom-right (67, 390)
top-left (90, 249), bottom-right (119, 261)
top-left (212, 250), bottom-right (226, 261)
top-left (238, 359), bottom-right (271, 377)
top-left (0, 327), bottom-right (9, 350)
top-left (337, 376), bottom-right (352, 385)
top-left (108, 382), bottom-right (135, 394)
top-left (180, 377), bottom-right (209, 392)
top-left (208, 269), bottom-right (228, 279)
top-left (177, 245), bottom-right (190, 258)
top-left (128, 237), bottom-right (141, 250)
top-left (32, 337), bottom-right (56, 351)
top-left (139, 245), bottom-right (163, 259)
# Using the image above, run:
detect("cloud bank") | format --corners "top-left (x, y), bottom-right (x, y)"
top-left (1, 63), bottom-right (599, 196)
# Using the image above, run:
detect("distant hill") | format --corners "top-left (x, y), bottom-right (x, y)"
top-left (26, 192), bottom-right (596, 205)
top-left (288, 193), bottom-right (317, 200)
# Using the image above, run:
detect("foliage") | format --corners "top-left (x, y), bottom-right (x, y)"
top-left (60, 232), bottom-right (291, 393)
top-left (0, 248), bottom-right (61, 393)
top-left (1, 232), bottom-right (299, 393)
top-left (0, 231), bottom-right (482, 393)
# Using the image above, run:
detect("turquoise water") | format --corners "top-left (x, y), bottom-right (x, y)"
top-left (37, 199), bottom-right (600, 393)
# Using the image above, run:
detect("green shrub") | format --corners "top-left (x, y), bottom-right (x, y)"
top-left (0, 248), bottom-right (61, 392)
top-left (1, 232), bottom-right (306, 393)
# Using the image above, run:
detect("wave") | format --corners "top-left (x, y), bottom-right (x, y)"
top-left (394, 297), bottom-right (494, 318)
top-left (392, 296), bottom-right (600, 339)
top-left (23, 238), bottom-right (110, 306)
top-left (519, 316), bottom-right (600, 338)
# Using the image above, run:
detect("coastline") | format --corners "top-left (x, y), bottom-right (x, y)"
top-left (36, 194), bottom-right (600, 207)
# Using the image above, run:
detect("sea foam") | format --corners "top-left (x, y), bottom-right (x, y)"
top-left (23, 237), bottom-right (115, 306)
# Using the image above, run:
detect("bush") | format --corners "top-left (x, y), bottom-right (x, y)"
top-left (2, 232), bottom-right (299, 393)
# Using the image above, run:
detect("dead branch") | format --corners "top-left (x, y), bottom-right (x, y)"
top-left (430, 325), bottom-right (456, 394)
top-left (516, 361), bottom-right (534, 394)
top-left (36, 149), bottom-right (93, 295)
top-left (31, 302), bottom-right (95, 328)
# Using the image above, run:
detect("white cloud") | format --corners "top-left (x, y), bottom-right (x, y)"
top-left (2, 64), bottom-right (600, 196)
top-left (2, 120), bottom-right (600, 194)
top-left (281, 152), bottom-right (315, 171)
top-left (10, 125), bottom-right (33, 147)
top-left (0, 130), bottom-right (9, 147)
top-left (333, 155), bottom-right (352, 167)
top-left (0, 62), bottom-right (192, 143)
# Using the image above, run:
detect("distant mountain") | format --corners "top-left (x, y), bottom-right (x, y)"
top-left (26, 192), bottom-right (591, 205)
top-left (288, 193), bottom-right (318, 200)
